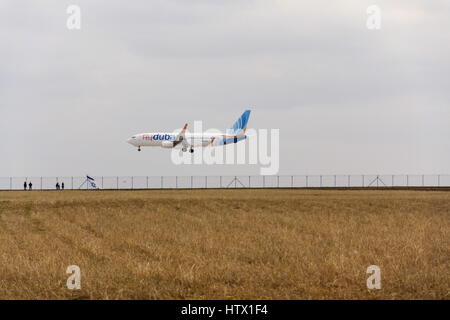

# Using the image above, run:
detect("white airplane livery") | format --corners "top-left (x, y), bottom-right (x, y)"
top-left (127, 110), bottom-right (251, 153)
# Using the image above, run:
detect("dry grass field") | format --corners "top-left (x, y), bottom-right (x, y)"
top-left (0, 189), bottom-right (448, 300)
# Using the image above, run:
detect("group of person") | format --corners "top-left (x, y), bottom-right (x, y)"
top-left (23, 181), bottom-right (65, 190)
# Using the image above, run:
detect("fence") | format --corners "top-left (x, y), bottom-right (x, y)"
top-left (1, 175), bottom-right (449, 191)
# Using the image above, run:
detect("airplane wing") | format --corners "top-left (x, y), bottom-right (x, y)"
top-left (173, 123), bottom-right (190, 148)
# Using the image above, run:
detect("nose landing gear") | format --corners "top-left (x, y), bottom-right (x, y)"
top-left (189, 148), bottom-right (194, 153)
top-left (138, 147), bottom-right (141, 152)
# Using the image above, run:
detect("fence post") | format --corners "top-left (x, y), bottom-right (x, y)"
top-left (438, 175), bottom-right (440, 187)
top-left (263, 176), bottom-right (265, 188)
top-left (334, 175), bottom-right (337, 187)
top-left (362, 175), bottom-right (364, 187)
top-left (320, 175), bottom-right (322, 187)
top-left (392, 175), bottom-right (394, 187)
top-left (102, 177), bottom-right (104, 189)
top-left (277, 176), bottom-right (280, 188)
top-left (407, 175), bottom-right (409, 187)
top-left (220, 176), bottom-right (222, 188)
top-left (9, 177), bottom-right (12, 190)
top-left (348, 175), bottom-right (350, 187)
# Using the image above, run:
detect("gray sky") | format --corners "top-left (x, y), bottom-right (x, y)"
top-left (1, 0), bottom-right (449, 177)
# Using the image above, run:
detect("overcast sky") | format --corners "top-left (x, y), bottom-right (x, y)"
top-left (1, 0), bottom-right (449, 177)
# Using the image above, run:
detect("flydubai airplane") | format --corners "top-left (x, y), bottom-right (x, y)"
top-left (127, 110), bottom-right (251, 153)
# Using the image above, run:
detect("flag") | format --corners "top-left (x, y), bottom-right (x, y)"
top-left (86, 175), bottom-right (99, 189)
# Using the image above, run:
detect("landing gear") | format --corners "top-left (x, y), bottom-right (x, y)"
top-left (189, 148), bottom-right (194, 153)
top-left (138, 147), bottom-right (141, 152)
top-left (182, 147), bottom-right (187, 152)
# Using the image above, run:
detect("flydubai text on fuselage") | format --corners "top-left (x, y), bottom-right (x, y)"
top-left (127, 110), bottom-right (251, 153)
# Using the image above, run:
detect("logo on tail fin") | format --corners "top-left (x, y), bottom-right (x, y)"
top-left (227, 110), bottom-right (251, 136)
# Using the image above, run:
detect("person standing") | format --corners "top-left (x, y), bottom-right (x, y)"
top-left (56, 182), bottom-right (60, 190)
top-left (28, 182), bottom-right (32, 191)
top-left (61, 182), bottom-right (65, 190)
top-left (24, 181), bottom-right (27, 191)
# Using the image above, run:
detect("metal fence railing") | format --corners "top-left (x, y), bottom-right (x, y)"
top-left (0, 175), bottom-right (449, 191)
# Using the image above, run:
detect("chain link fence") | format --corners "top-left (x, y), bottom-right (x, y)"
top-left (0, 175), bottom-right (449, 190)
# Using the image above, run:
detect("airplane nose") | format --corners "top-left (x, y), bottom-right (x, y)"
top-left (127, 136), bottom-right (139, 146)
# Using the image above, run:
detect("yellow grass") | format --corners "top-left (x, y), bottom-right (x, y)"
top-left (0, 189), bottom-right (448, 299)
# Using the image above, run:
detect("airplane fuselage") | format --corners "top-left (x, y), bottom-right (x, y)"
top-left (127, 133), bottom-right (216, 148)
top-left (127, 110), bottom-right (251, 152)
top-left (127, 132), bottom-right (247, 150)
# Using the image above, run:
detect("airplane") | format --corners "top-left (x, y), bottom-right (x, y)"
top-left (127, 110), bottom-right (251, 153)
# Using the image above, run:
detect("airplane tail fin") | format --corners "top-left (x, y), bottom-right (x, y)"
top-left (227, 110), bottom-right (251, 136)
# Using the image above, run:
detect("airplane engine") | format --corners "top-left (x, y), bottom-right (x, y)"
top-left (161, 141), bottom-right (174, 148)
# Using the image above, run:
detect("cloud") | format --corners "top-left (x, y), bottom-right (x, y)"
top-left (0, 0), bottom-right (449, 176)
